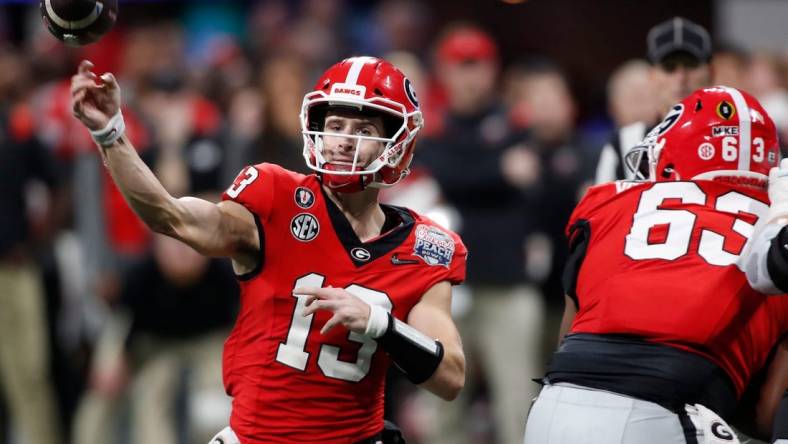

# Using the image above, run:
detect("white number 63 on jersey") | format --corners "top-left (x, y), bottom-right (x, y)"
top-left (624, 182), bottom-right (768, 267)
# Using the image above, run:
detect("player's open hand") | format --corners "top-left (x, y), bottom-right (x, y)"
top-left (71, 60), bottom-right (121, 131)
top-left (298, 286), bottom-right (371, 335)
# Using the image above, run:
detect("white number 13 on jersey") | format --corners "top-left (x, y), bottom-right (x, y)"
top-left (226, 166), bottom-right (259, 198)
top-left (275, 273), bottom-right (393, 382)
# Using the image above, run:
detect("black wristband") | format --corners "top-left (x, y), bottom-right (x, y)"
top-left (375, 313), bottom-right (444, 384)
top-left (767, 226), bottom-right (788, 293)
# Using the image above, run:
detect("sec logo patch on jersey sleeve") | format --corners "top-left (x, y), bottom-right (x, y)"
top-left (413, 224), bottom-right (455, 267)
top-left (291, 213), bottom-right (319, 242)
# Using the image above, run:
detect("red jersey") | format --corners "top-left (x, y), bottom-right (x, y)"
top-left (567, 180), bottom-right (788, 396)
top-left (221, 163), bottom-right (467, 443)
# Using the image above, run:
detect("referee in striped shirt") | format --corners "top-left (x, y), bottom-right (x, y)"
top-left (594, 16), bottom-right (712, 183)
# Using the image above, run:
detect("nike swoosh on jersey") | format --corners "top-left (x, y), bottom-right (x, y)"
top-left (391, 254), bottom-right (419, 265)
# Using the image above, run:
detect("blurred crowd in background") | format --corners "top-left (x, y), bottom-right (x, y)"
top-left (2, 0), bottom-right (788, 443)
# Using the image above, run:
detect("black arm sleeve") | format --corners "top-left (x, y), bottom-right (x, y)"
top-left (766, 226), bottom-right (788, 293)
top-left (376, 313), bottom-right (444, 384)
top-left (561, 219), bottom-right (591, 308)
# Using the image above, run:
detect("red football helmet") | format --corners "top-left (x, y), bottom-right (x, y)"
top-left (300, 56), bottom-right (424, 193)
top-left (625, 86), bottom-right (780, 187)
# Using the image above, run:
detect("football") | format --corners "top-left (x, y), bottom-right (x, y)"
top-left (40, 0), bottom-right (118, 46)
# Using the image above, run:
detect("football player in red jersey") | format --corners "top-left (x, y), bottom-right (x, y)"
top-left (70, 56), bottom-right (467, 444)
top-left (523, 86), bottom-right (788, 444)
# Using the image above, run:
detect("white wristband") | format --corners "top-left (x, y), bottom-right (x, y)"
top-left (90, 110), bottom-right (125, 147)
top-left (364, 303), bottom-right (389, 338)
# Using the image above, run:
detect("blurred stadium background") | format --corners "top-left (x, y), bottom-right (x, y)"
top-left (0, 0), bottom-right (787, 443)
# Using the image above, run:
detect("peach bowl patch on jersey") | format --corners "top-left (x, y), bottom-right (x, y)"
top-left (413, 225), bottom-right (454, 267)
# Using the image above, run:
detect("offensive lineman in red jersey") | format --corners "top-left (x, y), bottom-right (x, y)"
top-left (70, 56), bottom-right (467, 444)
top-left (523, 86), bottom-right (788, 444)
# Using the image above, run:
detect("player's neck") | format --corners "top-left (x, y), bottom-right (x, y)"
top-left (324, 186), bottom-right (385, 242)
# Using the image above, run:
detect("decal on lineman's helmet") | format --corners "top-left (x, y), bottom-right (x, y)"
top-left (698, 143), bottom-right (715, 160)
top-left (653, 103), bottom-right (684, 137)
top-left (711, 126), bottom-right (738, 137)
top-left (716, 100), bottom-right (736, 120)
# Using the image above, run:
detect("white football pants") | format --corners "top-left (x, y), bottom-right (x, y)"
top-left (524, 383), bottom-right (740, 444)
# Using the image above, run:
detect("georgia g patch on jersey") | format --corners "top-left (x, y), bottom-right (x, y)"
top-left (220, 163), bottom-right (467, 444)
